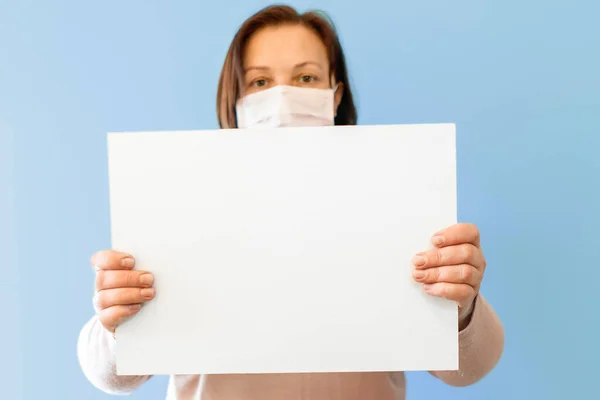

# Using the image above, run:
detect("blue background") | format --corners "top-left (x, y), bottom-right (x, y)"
top-left (1, 0), bottom-right (598, 399)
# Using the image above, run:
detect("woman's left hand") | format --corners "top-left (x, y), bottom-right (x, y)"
top-left (412, 223), bottom-right (486, 314)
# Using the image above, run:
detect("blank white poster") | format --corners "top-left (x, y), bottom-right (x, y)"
top-left (108, 123), bottom-right (458, 375)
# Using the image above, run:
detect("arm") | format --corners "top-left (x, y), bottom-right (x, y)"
top-left (77, 315), bottom-right (152, 394)
top-left (429, 294), bottom-right (504, 386)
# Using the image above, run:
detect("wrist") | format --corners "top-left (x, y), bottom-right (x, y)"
top-left (458, 297), bottom-right (476, 331)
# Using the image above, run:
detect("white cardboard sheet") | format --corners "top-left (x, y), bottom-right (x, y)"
top-left (108, 124), bottom-right (458, 375)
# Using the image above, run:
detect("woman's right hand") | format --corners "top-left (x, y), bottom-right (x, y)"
top-left (91, 250), bottom-right (156, 333)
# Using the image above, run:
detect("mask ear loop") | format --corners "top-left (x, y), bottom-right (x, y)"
top-left (331, 82), bottom-right (340, 117)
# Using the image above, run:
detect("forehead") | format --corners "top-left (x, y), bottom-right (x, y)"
top-left (243, 24), bottom-right (329, 68)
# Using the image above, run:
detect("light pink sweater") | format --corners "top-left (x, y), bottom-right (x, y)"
top-left (77, 294), bottom-right (504, 400)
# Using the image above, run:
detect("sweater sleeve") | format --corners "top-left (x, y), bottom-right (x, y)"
top-left (77, 315), bottom-right (152, 395)
top-left (429, 294), bottom-right (504, 386)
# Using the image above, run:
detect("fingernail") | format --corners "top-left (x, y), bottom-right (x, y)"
top-left (432, 235), bottom-right (445, 246)
top-left (139, 273), bottom-right (154, 286)
top-left (413, 270), bottom-right (426, 280)
top-left (141, 288), bottom-right (155, 299)
top-left (121, 257), bottom-right (135, 268)
top-left (129, 304), bottom-right (142, 311)
top-left (412, 255), bottom-right (426, 267)
top-left (423, 284), bottom-right (433, 293)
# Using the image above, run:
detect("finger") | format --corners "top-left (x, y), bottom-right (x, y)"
top-left (431, 223), bottom-right (480, 248)
top-left (98, 304), bottom-right (142, 333)
top-left (413, 243), bottom-right (485, 270)
top-left (413, 264), bottom-right (480, 287)
top-left (96, 270), bottom-right (154, 291)
top-left (91, 250), bottom-right (135, 271)
top-left (423, 282), bottom-right (475, 308)
top-left (94, 287), bottom-right (155, 310)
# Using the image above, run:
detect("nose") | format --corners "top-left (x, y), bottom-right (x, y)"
top-left (272, 73), bottom-right (295, 88)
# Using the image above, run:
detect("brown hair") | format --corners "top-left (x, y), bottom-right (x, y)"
top-left (216, 4), bottom-right (358, 128)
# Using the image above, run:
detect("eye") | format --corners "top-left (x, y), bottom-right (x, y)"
top-left (250, 78), bottom-right (269, 88)
top-left (298, 75), bottom-right (317, 83)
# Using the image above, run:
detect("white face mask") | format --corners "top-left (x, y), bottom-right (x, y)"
top-left (235, 85), bottom-right (338, 129)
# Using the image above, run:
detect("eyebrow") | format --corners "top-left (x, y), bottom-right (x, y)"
top-left (244, 61), bottom-right (324, 73)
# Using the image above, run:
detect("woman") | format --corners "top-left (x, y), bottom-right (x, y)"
top-left (78, 5), bottom-right (504, 399)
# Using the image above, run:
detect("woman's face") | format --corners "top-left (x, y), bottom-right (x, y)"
top-left (241, 24), bottom-right (343, 108)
